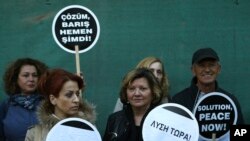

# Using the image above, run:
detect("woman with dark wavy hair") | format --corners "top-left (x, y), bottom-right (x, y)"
top-left (0, 58), bottom-right (48, 141)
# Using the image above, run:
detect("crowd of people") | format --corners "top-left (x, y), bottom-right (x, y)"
top-left (0, 47), bottom-right (245, 141)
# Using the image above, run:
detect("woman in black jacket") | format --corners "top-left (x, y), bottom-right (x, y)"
top-left (103, 68), bottom-right (163, 141)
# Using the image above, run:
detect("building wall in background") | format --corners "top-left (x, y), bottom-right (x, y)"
top-left (0, 0), bottom-right (249, 135)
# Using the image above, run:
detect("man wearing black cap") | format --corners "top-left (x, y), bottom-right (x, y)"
top-left (172, 47), bottom-right (244, 141)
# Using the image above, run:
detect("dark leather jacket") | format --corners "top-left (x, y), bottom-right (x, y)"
top-left (103, 104), bottom-right (154, 141)
top-left (172, 77), bottom-right (244, 124)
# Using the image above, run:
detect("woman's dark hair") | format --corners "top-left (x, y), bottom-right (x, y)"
top-left (120, 68), bottom-right (162, 105)
top-left (3, 58), bottom-right (48, 95)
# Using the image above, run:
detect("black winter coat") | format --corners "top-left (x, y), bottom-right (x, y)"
top-left (172, 77), bottom-right (244, 124)
top-left (103, 105), bottom-right (154, 141)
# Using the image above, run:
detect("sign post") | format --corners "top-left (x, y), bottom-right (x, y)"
top-left (193, 92), bottom-right (238, 140)
top-left (75, 45), bottom-right (80, 75)
top-left (46, 118), bottom-right (102, 141)
top-left (52, 5), bottom-right (100, 75)
top-left (142, 103), bottom-right (199, 141)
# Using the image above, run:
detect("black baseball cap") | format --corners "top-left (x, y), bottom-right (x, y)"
top-left (192, 48), bottom-right (219, 64)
